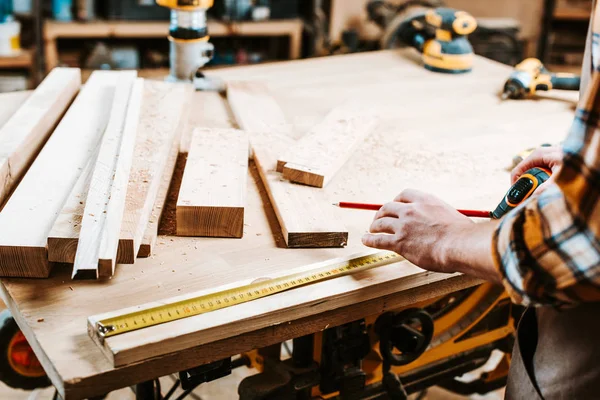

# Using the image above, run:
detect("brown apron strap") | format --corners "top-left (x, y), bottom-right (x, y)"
top-left (505, 308), bottom-right (544, 400)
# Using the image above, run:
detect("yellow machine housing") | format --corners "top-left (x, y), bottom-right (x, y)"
top-left (242, 283), bottom-right (517, 399)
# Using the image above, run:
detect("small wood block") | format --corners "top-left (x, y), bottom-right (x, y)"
top-left (176, 128), bottom-right (249, 238)
top-left (73, 72), bottom-right (140, 279)
top-left (0, 68), bottom-right (80, 206)
top-left (276, 101), bottom-right (380, 188)
top-left (0, 71), bottom-right (119, 278)
top-left (227, 82), bottom-right (348, 248)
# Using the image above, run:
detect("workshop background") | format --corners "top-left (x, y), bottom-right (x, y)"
top-left (0, 0), bottom-right (591, 399)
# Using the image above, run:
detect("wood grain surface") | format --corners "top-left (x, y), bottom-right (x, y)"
top-left (227, 81), bottom-right (349, 247)
top-left (0, 68), bottom-right (80, 206)
top-left (176, 128), bottom-right (248, 238)
top-left (0, 71), bottom-right (118, 278)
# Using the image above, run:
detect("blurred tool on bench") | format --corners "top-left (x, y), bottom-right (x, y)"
top-left (501, 57), bottom-right (581, 100)
top-left (367, 0), bottom-right (477, 73)
top-left (156, 0), bottom-right (223, 91)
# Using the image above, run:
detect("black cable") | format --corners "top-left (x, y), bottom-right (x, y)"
top-left (283, 340), bottom-right (293, 357)
top-left (163, 379), bottom-right (181, 400)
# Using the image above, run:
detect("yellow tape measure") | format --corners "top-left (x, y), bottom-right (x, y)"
top-left (94, 251), bottom-right (401, 341)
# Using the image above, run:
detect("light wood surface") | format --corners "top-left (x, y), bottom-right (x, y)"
top-left (0, 71), bottom-right (118, 278)
top-left (176, 128), bottom-right (248, 238)
top-left (0, 91), bottom-right (30, 128)
top-left (0, 50), bottom-right (580, 399)
top-left (47, 80), bottom-right (189, 265)
top-left (43, 19), bottom-right (304, 72)
top-left (72, 72), bottom-right (139, 279)
top-left (227, 82), bottom-right (349, 247)
top-left (0, 68), bottom-right (80, 206)
top-left (117, 81), bottom-right (193, 264)
top-left (137, 124), bottom-right (182, 258)
top-left (277, 101), bottom-right (380, 187)
top-left (47, 150), bottom-right (98, 264)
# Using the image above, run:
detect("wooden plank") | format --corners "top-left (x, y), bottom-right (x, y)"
top-left (176, 128), bottom-right (249, 238)
top-left (0, 68), bottom-right (80, 207)
top-left (227, 82), bottom-right (348, 248)
top-left (47, 148), bottom-right (98, 264)
top-left (116, 81), bottom-right (193, 264)
top-left (0, 71), bottom-right (119, 278)
top-left (137, 132), bottom-right (180, 258)
top-left (47, 81), bottom-right (191, 265)
top-left (88, 252), bottom-right (475, 367)
top-left (0, 91), bottom-right (30, 128)
top-left (277, 102), bottom-right (380, 187)
top-left (72, 72), bottom-right (139, 279)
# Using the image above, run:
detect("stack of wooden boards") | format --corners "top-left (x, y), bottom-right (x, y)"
top-left (0, 69), bottom-right (380, 279)
top-left (0, 68), bottom-right (193, 279)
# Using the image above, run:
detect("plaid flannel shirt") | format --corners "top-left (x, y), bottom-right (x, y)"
top-left (492, 6), bottom-right (600, 308)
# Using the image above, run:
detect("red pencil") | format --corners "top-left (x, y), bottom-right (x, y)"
top-left (334, 202), bottom-right (491, 218)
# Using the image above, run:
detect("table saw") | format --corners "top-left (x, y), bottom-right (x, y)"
top-left (0, 49), bottom-right (579, 399)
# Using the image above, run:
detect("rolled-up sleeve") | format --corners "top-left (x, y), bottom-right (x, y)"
top-left (492, 72), bottom-right (600, 308)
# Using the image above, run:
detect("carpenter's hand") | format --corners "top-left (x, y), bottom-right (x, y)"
top-left (361, 189), bottom-right (475, 273)
top-left (511, 146), bottom-right (563, 192)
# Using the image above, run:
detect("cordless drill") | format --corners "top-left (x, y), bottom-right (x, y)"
top-left (501, 58), bottom-right (580, 100)
top-left (491, 167), bottom-right (551, 218)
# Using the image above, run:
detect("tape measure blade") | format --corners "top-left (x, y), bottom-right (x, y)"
top-left (92, 251), bottom-right (402, 340)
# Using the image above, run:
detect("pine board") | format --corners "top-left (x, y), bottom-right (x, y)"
top-left (176, 128), bottom-right (249, 238)
top-left (0, 68), bottom-right (80, 206)
top-left (116, 81), bottom-right (193, 264)
top-left (72, 72), bottom-right (139, 279)
top-left (277, 101), bottom-right (380, 187)
top-left (0, 71), bottom-right (119, 278)
top-left (227, 82), bottom-right (349, 247)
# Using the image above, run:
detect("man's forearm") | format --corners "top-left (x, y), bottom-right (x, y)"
top-left (443, 220), bottom-right (502, 283)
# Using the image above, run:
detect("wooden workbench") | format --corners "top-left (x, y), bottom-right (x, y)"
top-left (0, 50), bottom-right (579, 399)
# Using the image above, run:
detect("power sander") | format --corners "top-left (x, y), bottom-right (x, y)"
top-left (156, 0), bottom-right (223, 91)
top-left (367, 0), bottom-right (477, 73)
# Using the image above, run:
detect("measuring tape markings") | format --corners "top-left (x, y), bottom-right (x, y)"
top-left (91, 251), bottom-right (403, 342)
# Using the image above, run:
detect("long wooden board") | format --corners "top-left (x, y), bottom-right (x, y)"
top-left (277, 102), bottom-right (380, 187)
top-left (227, 82), bottom-right (348, 247)
top-left (0, 91), bottom-right (30, 128)
top-left (0, 71), bottom-right (119, 278)
top-left (47, 148), bottom-right (99, 264)
top-left (0, 68), bottom-right (80, 206)
top-left (176, 128), bottom-right (249, 238)
top-left (47, 81), bottom-right (190, 265)
top-left (117, 81), bottom-right (193, 264)
top-left (73, 72), bottom-right (139, 279)
top-left (87, 252), bottom-right (472, 367)
top-left (137, 129), bottom-right (181, 258)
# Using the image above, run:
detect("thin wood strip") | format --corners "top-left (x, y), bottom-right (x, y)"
top-left (137, 110), bottom-right (185, 258)
top-left (226, 81), bottom-right (348, 248)
top-left (116, 81), bottom-right (193, 264)
top-left (73, 72), bottom-right (138, 279)
top-left (97, 78), bottom-right (144, 277)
